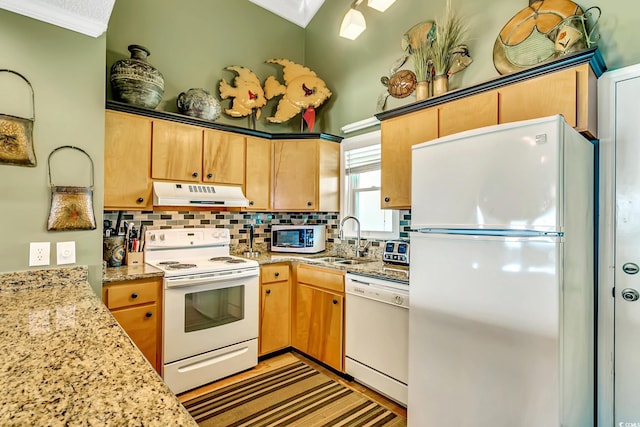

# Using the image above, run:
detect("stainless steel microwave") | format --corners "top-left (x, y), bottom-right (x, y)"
top-left (271, 225), bottom-right (326, 253)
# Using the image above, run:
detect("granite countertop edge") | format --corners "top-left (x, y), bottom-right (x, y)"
top-left (102, 253), bottom-right (409, 284)
top-left (0, 265), bottom-right (196, 426)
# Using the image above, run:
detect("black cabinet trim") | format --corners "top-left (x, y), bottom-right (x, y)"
top-left (375, 47), bottom-right (606, 122)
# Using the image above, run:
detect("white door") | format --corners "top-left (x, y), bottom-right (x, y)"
top-left (613, 73), bottom-right (640, 424)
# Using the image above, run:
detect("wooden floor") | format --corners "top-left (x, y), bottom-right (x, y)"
top-left (177, 351), bottom-right (407, 419)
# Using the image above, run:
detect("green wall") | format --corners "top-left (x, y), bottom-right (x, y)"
top-left (107, 0), bottom-right (640, 136)
top-left (0, 9), bottom-right (105, 294)
top-left (106, 0), bottom-right (307, 133)
top-left (305, 0), bottom-right (640, 134)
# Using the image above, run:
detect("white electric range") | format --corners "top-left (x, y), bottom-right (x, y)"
top-left (144, 228), bottom-right (259, 394)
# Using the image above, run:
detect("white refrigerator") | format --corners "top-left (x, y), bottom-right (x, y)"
top-left (408, 115), bottom-right (595, 427)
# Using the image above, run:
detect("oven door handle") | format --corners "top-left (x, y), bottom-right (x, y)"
top-left (165, 268), bottom-right (259, 288)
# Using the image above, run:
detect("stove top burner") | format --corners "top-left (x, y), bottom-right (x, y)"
top-left (165, 263), bottom-right (197, 270)
top-left (227, 259), bottom-right (247, 264)
top-left (159, 261), bottom-right (180, 265)
top-left (209, 256), bottom-right (233, 261)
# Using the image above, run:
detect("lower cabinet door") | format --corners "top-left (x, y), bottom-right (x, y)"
top-left (111, 303), bottom-right (158, 371)
top-left (294, 284), bottom-right (344, 372)
top-left (260, 281), bottom-right (291, 355)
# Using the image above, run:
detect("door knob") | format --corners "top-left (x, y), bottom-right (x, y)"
top-left (621, 288), bottom-right (640, 302)
top-left (623, 263), bottom-right (640, 275)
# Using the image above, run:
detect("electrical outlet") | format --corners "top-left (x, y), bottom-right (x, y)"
top-left (56, 241), bottom-right (76, 265)
top-left (29, 242), bottom-right (50, 266)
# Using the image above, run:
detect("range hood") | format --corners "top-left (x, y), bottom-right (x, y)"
top-left (153, 182), bottom-right (249, 208)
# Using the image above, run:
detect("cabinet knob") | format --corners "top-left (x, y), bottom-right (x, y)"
top-left (384, 197), bottom-right (390, 203)
top-left (333, 299), bottom-right (338, 305)
top-left (145, 311), bottom-right (153, 318)
top-left (136, 197), bottom-right (144, 204)
top-left (207, 173), bottom-right (213, 179)
top-left (274, 272), bottom-right (280, 277)
top-left (192, 172), bottom-right (199, 178)
top-left (266, 289), bottom-right (271, 295)
top-left (131, 292), bottom-right (138, 299)
top-left (307, 201), bottom-right (312, 207)
top-left (249, 201), bottom-right (254, 206)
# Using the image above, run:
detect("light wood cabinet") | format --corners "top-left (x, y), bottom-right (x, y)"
top-left (380, 61), bottom-right (599, 210)
top-left (293, 264), bottom-right (345, 372)
top-left (151, 120), bottom-right (203, 182)
top-left (203, 129), bottom-right (245, 185)
top-left (102, 277), bottom-right (162, 373)
top-left (151, 120), bottom-right (246, 185)
top-left (439, 90), bottom-right (499, 137)
top-left (272, 139), bottom-right (340, 212)
top-left (498, 63), bottom-right (597, 138)
top-left (381, 108), bottom-right (438, 209)
top-left (245, 137), bottom-right (271, 210)
top-left (259, 263), bottom-right (291, 356)
top-left (104, 111), bottom-right (153, 209)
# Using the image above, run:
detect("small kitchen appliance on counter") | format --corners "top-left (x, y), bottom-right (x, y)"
top-left (271, 224), bottom-right (326, 253)
top-left (383, 240), bottom-right (410, 265)
top-left (144, 228), bottom-right (259, 394)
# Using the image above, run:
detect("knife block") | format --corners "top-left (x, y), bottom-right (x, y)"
top-left (126, 251), bottom-right (144, 266)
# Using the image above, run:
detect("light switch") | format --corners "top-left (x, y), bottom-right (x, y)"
top-left (57, 241), bottom-right (76, 265)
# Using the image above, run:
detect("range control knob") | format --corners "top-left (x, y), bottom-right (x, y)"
top-left (150, 234), bottom-right (156, 241)
top-left (159, 234), bottom-right (165, 241)
top-left (394, 296), bottom-right (404, 305)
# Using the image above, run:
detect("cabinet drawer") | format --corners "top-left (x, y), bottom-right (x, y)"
top-left (104, 278), bottom-right (159, 309)
top-left (297, 264), bottom-right (344, 293)
top-left (261, 264), bottom-right (290, 284)
top-left (111, 303), bottom-right (158, 366)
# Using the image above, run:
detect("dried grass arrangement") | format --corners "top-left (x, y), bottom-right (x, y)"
top-left (428, 0), bottom-right (469, 77)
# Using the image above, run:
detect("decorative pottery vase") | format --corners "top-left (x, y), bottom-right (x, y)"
top-left (415, 81), bottom-right (429, 101)
top-left (177, 88), bottom-right (221, 121)
top-left (110, 45), bottom-right (164, 109)
top-left (433, 75), bottom-right (449, 97)
top-left (103, 235), bottom-right (125, 267)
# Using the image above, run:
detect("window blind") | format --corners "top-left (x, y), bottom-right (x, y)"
top-left (344, 143), bottom-right (381, 175)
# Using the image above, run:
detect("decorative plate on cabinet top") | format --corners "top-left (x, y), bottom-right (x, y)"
top-left (493, 0), bottom-right (588, 75)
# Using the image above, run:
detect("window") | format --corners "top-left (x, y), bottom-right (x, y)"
top-left (341, 130), bottom-right (399, 240)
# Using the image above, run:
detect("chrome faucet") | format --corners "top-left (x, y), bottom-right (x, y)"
top-left (339, 215), bottom-right (367, 257)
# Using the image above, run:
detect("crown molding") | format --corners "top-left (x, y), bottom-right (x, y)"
top-left (0, 0), bottom-right (115, 38)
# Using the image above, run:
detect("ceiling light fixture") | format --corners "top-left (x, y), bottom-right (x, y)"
top-left (339, 0), bottom-right (397, 40)
top-left (367, 0), bottom-right (396, 12)
top-left (339, 0), bottom-right (366, 40)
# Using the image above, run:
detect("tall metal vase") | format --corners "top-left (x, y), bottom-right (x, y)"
top-left (433, 75), bottom-right (449, 97)
top-left (110, 45), bottom-right (164, 109)
top-left (415, 81), bottom-right (429, 101)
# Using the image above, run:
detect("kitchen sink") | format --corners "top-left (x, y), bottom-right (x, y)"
top-left (310, 256), bottom-right (373, 266)
top-left (333, 259), bottom-right (372, 265)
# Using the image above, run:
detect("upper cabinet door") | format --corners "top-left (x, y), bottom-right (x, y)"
top-left (104, 111), bottom-right (153, 209)
top-left (498, 67), bottom-right (577, 127)
top-left (245, 137), bottom-right (271, 210)
top-left (381, 108), bottom-right (438, 210)
top-left (439, 91), bottom-right (498, 137)
top-left (272, 139), bottom-right (317, 211)
top-left (151, 120), bottom-right (203, 182)
top-left (203, 130), bottom-right (245, 185)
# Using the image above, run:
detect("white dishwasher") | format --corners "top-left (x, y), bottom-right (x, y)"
top-left (345, 272), bottom-right (409, 406)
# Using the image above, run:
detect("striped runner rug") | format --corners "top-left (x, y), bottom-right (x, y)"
top-left (182, 360), bottom-right (407, 427)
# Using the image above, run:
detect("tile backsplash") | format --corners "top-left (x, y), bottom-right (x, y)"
top-left (103, 210), bottom-right (412, 257)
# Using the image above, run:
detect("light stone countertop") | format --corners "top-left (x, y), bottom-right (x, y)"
top-left (0, 266), bottom-right (197, 426)
top-left (102, 263), bottom-right (164, 283)
top-left (236, 251), bottom-right (410, 284)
